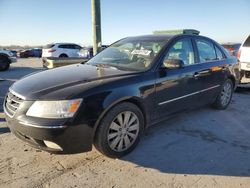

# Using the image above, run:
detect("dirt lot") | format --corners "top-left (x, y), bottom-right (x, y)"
top-left (0, 58), bottom-right (250, 188)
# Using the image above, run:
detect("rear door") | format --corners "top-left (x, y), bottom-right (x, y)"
top-left (66, 45), bottom-right (81, 57)
top-left (58, 44), bottom-right (70, 57)
top-left (193, 37), bottom-right (226, 103)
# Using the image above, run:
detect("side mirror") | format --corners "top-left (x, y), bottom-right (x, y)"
top-left (162, 59), bottom-right (185, 69)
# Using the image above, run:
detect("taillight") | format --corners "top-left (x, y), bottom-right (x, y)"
top-left (48, 49), bottom-right (56, 53)
top-left (237, 49), bottom-right (241, 60)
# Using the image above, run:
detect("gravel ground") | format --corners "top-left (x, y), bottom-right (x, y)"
top-left (0, 58), bottom-right (250, 188)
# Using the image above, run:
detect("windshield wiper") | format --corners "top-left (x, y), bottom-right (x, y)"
top-left (89, 63), bottom-right (137, 71)
top-left (90, 63), bottom-right (118, 69)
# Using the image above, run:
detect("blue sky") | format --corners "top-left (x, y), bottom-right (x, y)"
top-left (0, 0), bottom-right (249, 46)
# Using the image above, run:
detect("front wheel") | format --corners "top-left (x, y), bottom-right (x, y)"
top-left (94, 102), bottom-right (144, 158)
top-left (213, 79), bottom-right (233, 110)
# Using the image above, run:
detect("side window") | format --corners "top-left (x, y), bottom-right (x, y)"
top-left (196, 39), bottom-right (217, 62)
top-left (58, 45), bottom-right (68, 49)
top-left (163, 38), bottom-right (195, 66)
top-left (68, 45), bottom-right (75, 49)
top-left (58, 45), bottom-right (64, 49)
top-left (215, 46), bottom-right (225, 60)
top-left (59, 44), bottom-right (77, 49)
top-left (75, 45), bottom-right (82, 50)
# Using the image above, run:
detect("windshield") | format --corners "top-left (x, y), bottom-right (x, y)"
top-left (87, 37), bottom-right (167, 71)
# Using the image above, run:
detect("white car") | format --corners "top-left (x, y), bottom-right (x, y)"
top-left (238, 35), bottom-right (250, 84)
top-left (42, 43), bottom-right (82, 58)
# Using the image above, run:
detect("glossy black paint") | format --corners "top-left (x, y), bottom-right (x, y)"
top-left (4, 34), bottom-right (240, 153)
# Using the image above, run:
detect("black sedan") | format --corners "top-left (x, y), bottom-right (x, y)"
top-left (4, 33), bottom-right (240, 158)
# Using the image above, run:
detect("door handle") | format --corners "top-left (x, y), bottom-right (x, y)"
top-left (193, 70), bottom-right (211, 78)
top-left (193, 72), bottom-right (200, 78)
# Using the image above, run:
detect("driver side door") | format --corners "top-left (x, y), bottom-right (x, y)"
top-left (154, 37), bottom-right (204, 121)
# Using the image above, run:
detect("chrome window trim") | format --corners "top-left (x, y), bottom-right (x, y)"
top-left (158, 85), bottom-right (220, 105)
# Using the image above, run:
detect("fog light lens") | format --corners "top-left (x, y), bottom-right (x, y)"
top-left (44, 140), bottom-right (62, 150)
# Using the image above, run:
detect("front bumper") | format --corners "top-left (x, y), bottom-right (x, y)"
top-left (5, 115), bottom-right (93, 154)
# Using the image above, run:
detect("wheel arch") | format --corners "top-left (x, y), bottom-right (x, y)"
top-left (227, 75), bottom-right (236, 89)
top-left (0, 53), bottom-right (9, 59)
top-left (92, 96), bottom-right (147, 141)
top-left (59, 53), bottom-right (68, 57)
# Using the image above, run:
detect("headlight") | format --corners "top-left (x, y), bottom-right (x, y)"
top-left (26, 99), bottom-right (82, 119)
top-left (9, 52), bottom-right (13, 56)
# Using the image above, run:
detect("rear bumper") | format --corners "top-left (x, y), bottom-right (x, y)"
top-left (5, 115), bottom-right (93, 154)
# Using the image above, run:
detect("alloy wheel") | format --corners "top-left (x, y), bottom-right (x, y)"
top-left (221, 81), bottom-right (232, 106)
top-left (107, 111), bottom-right (140, 152)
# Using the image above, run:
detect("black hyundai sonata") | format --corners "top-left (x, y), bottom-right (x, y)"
top-left (4, 32), bottom-right (240, 158)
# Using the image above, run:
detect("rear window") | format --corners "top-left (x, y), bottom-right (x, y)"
top-left (243, 35), bottom-right (250, 47)
top-left (44, 44), bottom-right (55, 49)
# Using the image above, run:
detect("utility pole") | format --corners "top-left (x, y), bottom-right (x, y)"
top-left (91, 0), bottom-right (102, 55)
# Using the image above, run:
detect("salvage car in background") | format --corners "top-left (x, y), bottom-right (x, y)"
top-left (78, 45), bottom-right (109, 58)
top-left (31, 48), bottom-right (42, 57)
top-left (4, 30), bottom-right (240, 158)
top-left (42, 45), bottom-right (108, 69)
top-left (42, 43), bottom-right (82, 58)
top-left (10, 50), bottom-right (17, 57)
top-left (18, 49), bottom-right (32, 58)
top-left (0, 49), bottom-right (17, 71)
top-left (222, 43), bottom-right (241, 57)
top-left (17, 48), bottom-right (42, 58)
top-left (238, 35), bottom-right (250, 85)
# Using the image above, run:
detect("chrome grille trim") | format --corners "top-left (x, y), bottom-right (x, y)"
top-left (9, 88), bottom-right (26, 100)
top-left (4, 91), bottom-right (24, 118)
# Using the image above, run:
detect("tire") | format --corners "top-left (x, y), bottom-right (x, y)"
top-left (213, 79), bottom-right (233, 110)
top-left (59, 54), bottom-right (68, 58)
top-left (0, 56), bottom-right (10, 71)
top-left (94, 102), bottom-right (144, 158)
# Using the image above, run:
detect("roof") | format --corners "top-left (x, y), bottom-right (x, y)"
top-left (153, 29), bottom-right (200, 35)
top-left (125, 34), bottom-right (175, 41)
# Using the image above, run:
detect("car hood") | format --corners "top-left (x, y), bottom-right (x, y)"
top-left (10, 64), bottom-right (135, 100)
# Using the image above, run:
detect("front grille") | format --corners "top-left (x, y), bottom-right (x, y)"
top-left (4, 91), bottom-right (24, 117)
